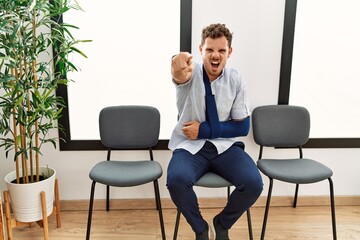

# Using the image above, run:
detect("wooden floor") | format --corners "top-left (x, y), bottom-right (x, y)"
top-left (5, 205), bottom-right (360, 240)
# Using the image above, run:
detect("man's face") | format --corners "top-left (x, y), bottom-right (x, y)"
top-left (199, 36), bottom-right (232, 81)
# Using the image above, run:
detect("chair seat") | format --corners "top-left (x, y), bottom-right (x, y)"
top-left (89, 160), bottom-right (163, 187)
top-left (195, 172), bottom-right (232, 188)
top-left (257, 158), bottom-right (333, 184)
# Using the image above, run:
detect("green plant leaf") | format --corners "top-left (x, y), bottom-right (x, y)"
top-left (0, 0), bottom-right (89, 182)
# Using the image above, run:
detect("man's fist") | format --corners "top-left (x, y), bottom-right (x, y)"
top-left (171, 52), bottom-right (194, 84)
top-left (182, 121), bottom-right (200, 140)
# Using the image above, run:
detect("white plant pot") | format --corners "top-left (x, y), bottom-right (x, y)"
top-left (4, 166), bottom-right (56, 223)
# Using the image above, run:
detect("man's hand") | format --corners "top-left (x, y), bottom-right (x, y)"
top-left (171, 52), bottom-right (194, 84)
top-left (182, 121), bottom-right (200, 140)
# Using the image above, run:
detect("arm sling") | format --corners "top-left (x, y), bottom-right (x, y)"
top-left (198, 65), bottom-right (250, 139)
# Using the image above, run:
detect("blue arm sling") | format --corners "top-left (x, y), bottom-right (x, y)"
top-left (198, 116), bottom-right (250, 139)
top-left (198, 65), bottom-right (249, 139)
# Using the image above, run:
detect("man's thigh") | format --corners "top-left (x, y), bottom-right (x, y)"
top-left (209, 146), bottom-right (260, 185)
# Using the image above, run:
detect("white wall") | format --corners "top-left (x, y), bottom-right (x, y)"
top-left (1, 0), bottom-right (360, 201)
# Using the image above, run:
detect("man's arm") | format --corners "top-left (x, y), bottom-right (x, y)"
top-left (171, 52), bottom-right (194, 84)
top-left (198, 116), bottom-right (250, 139)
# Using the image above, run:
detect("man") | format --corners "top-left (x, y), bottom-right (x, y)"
top-left (167, 23), bottom-right (263, 240)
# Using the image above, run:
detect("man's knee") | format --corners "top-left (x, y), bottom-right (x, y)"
top-left (248, 175), bottom-right (263, 198)
top-left (167, 173), bottom-right (194, 192)
top-left (236, 175), bottom-right (263, 199)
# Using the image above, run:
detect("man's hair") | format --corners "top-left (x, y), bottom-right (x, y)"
top-left (201, 23), bottom-right (233, 47)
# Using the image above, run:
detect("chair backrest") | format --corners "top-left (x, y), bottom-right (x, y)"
top-left (99, 105), bottom-right (160, 149)
top-left (252, 105), bottom-right (310, 148)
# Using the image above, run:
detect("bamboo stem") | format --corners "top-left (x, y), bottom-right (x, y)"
top-left (17, 30), bottom-right (28, 184)
top-left (20, 124), bottom-right (28, 183)
top-left (10, 67), bottom-right (20, 184)
top-left (32, 7), bottom-right (40, 182)
top-left (24, 51), bottom-right (34, 183)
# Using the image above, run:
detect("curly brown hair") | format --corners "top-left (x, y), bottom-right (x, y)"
top-left (201, 23), bottom-right (233, 47)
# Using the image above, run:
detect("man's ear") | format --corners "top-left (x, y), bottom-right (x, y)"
top-left (228, 47), bottom-right (233, 58)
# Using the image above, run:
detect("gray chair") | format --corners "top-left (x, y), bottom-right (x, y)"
top-left (173, 142), bottom-right (253, 240)
top-left (86, 105), bottom-right (166, 240)
top-left (252, 105), bottom-right (336, 240)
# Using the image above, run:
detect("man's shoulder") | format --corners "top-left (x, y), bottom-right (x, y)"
top-left (224, 65), bottom-right (241, 77)
top-left (223, 66), bottom-right (243, 84)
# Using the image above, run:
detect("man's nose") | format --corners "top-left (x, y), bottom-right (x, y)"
top-left (212, 51), bottom-right (220, 58)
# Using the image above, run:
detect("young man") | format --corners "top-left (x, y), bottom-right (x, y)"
top-left (167, 23), bottom-right (263, 240)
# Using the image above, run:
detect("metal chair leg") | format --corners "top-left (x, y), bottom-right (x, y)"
top-left (227, 186), bottom-right (230, 202)
top-left (260, 178), bottom-right (273, 240)
top-left (153, 181), bottom-right (160, 211)
top-left (173, 209), bottom-right (181, 240)
top-left (106, 185), bottom-right (110, 211)
top-left (246, 209), bottom-right (253, 240)
top-left (154, 180), bottom-right (166, 240)
top-left (293, 184), bottom-right (299, 208)
top-left (86, 181), bottom-right (96, 240)
top-left (328, 178), bottom-right (337, 240)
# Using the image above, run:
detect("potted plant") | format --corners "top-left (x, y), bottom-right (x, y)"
top-left (0, 0), bottom-right (88, 223)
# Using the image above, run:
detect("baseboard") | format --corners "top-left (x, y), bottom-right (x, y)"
top-left (59, 195), bottom-right (360, 212)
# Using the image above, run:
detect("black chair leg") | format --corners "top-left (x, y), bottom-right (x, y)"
top-left (173, 209), bottom-right (181, 240)
top-left (106, 185), bottom-right (110, 211)
top-left (86, 181), bottom-right (96, 240)
top-left (153, 181), bottom-right (160, 211)
top-left (260, 178), bottom-right (273, 240)
top-left (328, 178), bottom-right (337, 240)
top-left (246, 209), bottom-right (253, 240)
top-left (227, 186), bottom-right (230, 201)
top-left (293, 183), bottom-right (299, 208)
top-left (154, 180), bottom-right (166, 240)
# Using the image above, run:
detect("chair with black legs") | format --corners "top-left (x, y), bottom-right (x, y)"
top-left (86, 105), bottom-right (166, 240)
top-left (173, 142), bottom-right (253, 240)
top-left (252, 104), bottom-right (337, 240)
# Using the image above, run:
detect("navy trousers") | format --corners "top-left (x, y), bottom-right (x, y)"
top-left (167, 141), bottom-right (263, 234)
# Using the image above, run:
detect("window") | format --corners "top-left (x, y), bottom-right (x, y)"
top-left (278, 0), bottom-right (360, 148)
top-left (56, 0), bottom-right (192, 150)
